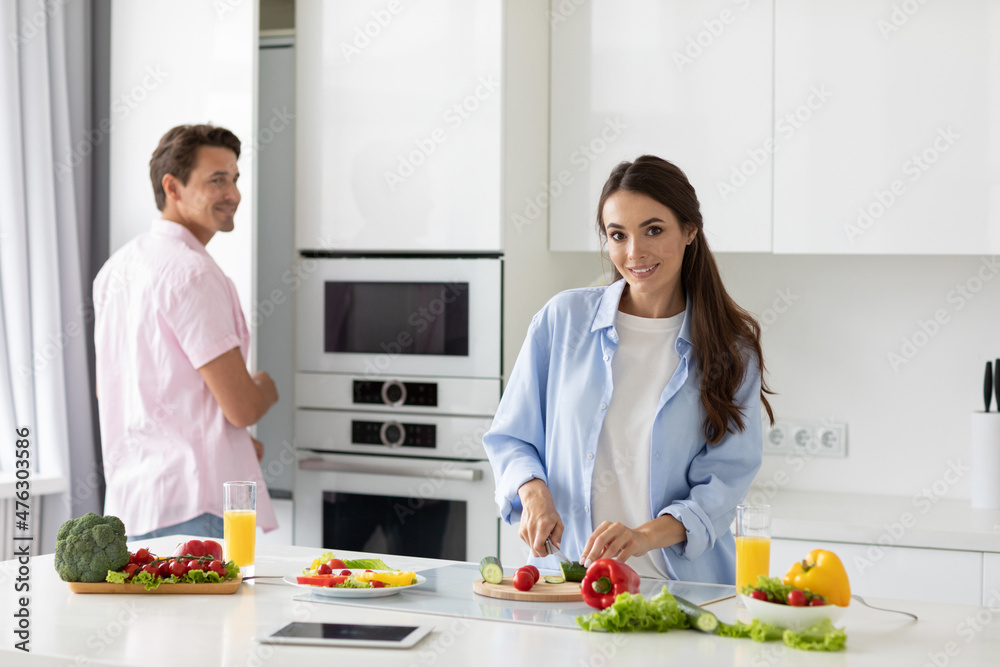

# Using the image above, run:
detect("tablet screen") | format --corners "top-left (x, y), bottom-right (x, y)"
top-left (271, 622), bottom-right (419, 643)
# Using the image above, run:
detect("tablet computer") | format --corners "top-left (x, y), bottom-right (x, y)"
top-left (257, 622), bottom-right (432, 649)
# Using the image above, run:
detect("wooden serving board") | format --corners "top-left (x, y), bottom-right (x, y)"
top-left (67, 572), bottom-right (242, 595)
top-left (473, 576), bottom-right (583, 602)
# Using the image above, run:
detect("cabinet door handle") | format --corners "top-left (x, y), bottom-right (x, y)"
top-left (298, 457), bottom-right (482, 482)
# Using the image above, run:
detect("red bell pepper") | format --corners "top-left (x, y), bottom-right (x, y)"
top-left (580, 559), bottom-right (641, 609)
top-left (296, 574), bottom-right (349, 587)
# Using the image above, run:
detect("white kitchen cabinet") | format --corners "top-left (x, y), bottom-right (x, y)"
top-left (548, 0), bottom-right (773, 253)
top-left (772, 538), bottom-right (983, 606)
top-left (295, 0), bottom-right (502, 253)
top-left (773, 0), bottom-right (1000, 254)
top-left (985, 553), bottom-right (1000, 608)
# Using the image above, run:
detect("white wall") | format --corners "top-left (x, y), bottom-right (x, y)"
top-left (503, 0), bottom-right (998, 501)
top-left (109, 0), bottom-right (258, 322)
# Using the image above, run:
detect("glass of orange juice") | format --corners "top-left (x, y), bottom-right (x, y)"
top-left (224, 481), bottom-right (256, 578)
top-left (735, 503), bottom-right (770, 604)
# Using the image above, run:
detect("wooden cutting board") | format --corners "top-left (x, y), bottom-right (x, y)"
top-left (473, 576), bottom-right (583, 602)
top-left (67, 572), bottom-right (242, 595)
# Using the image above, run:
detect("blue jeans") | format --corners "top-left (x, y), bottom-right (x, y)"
top-left (129, 513), bottom-right (224, 541)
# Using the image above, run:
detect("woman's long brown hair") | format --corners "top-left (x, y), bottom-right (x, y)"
top-left (596, 155), bottom-right (774, 444)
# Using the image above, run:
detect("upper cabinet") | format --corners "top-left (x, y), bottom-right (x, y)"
top-left (773, 0), bottom-right (1000, 254)
top-left (296, 0), bottom-right (503, 253)
top-left (549, 0), bottom-right (774, 253)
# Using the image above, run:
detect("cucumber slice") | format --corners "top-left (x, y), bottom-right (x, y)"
top-left (673, 594), bottom-right (720, 633)
top-left (559, 561), bottom-right (587, 582)
top-left (543, 575), bottom-right (566, 584)
top-left (479, 556), bottom-right (504, 584)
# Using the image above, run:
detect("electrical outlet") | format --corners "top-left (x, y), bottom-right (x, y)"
top-left (789, 422), bottom-right (815, 454)
top-left (763, 419), bottom-right (847, 457)
top-left (815, 421), bottom-right (848, 457)
top-left (764, 421), bottom-right (790, 455)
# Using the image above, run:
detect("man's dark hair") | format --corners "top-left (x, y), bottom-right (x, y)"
top-left (149, 124), bottom-right (241, 211)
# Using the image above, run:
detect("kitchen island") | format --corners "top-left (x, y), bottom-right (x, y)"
top-left (2, 536), bottom-right (998, 666)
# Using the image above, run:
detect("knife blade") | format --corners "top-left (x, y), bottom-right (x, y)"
top-left (545, 537), bottom-right (572, 564)
top-left (985, 361), bottom-right (993, 412)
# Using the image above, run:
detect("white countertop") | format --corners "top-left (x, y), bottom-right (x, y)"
top-left (3, 536), bottom-right (1000, 666)
top-left (764, 489), bottom-right (1000, 553)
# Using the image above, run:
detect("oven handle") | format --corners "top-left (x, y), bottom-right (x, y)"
top-left (298, 457), bottom-right (483, 482)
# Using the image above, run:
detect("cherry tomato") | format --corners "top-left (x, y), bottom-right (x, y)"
top-left (168, 559), bottom-right (188, 577)
top-left (787, 589), bottom-right (807, 607)
top-left (134, 548), bottom-right (151, 564)
top-left (157, 561), bottom-right (172, 578)
top-left (340, 569), bottom-right (352, 577)
top-left (123, 563), bottom-right (140, 580)
top-left (808, 597), bottom-right (827, 607)
top-left (523, 565), bottom-right (540, 584)
top-left (327, 558), bottom-right (347, 570)
top-left (207, 560), bottom-right (226, 576)
top-left (750, 590), bottom-right (769, 602)
top-left (512, 569), bottom-right (534, 592)
top-left (186, 559), bottom-right (205, 572)
top-left (317, 563), bottom-right (333, 575)
top-left (370, 580), bottom-right (386, 588)
top-left (142, 563), bottom-right (159, 577)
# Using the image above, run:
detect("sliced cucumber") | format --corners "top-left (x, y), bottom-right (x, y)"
top-left (559, 561), bottom-right (587, 582)
top-left (543, 575), bottom-right (566, 584)
top-left (479, 556), bottom-right (504, 584)
top-left (673, 594), bottom-right (719, 633)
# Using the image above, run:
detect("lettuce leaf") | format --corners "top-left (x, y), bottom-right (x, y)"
top-left (782, 619), bottom-right (847, 651)
top-left (342, 557), bottom-right (394, 570)
top-left (576, 587), bottom-right (688, 632)
top-left (716, 620), bottom-right (783, 642)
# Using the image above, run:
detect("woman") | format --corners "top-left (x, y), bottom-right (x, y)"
top-left (483, 155), bottom-right (773, 584)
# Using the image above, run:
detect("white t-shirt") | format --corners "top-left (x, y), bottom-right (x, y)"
top-left (591, 309), bottom-right (683, 579)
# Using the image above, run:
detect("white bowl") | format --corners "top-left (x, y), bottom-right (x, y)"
top-left (741, 595), bottom-right (847, 632)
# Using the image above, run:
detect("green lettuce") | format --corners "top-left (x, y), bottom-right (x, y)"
top-left (716, 620), bottom-right (784, 642)
top-left (576, 586), bottom-right (688, 632)
top-left (782, 619), bottom-right (847, 651)
top-left (106, 560), bottom-right (241, 590)
top-left (342, 557), bottom-right (394, 570)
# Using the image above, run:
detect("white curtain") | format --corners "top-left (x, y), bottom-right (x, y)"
top-left (0, 0), bottom-right (100, 556)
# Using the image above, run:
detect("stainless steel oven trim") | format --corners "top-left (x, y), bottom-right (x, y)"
top-left (299, 456), bottom-right (483, 481)
top-left (293, 452), bottom-right (498, 555)
top-left (296, 257), bottom-right (502, 378)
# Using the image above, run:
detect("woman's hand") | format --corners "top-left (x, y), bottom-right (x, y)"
top-left (580, 521), bottom-right (649, 566)
top-left (580, 516), bottom-right (686, 566)
top-left (517, 479), bottom-right (563, 557)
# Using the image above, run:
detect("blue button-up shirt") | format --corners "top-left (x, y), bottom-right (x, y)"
top-left (483, 280), bottom-right (763, 584)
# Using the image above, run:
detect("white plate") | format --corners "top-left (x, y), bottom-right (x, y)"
top-left (741, 595), bottom-right (846, 632)
top-left (282, 570), bottom-right (426, 599)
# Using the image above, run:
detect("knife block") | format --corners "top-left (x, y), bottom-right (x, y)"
top-left (971, 412), bottom-right (1000, 509)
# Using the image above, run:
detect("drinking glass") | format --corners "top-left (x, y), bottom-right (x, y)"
top-left (224, 481), bottom-right (256, 578)
top-left (735, 504), bottom-right (771, 603)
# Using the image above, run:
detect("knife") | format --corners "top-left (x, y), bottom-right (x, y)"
top-left (994, 359), bottom-right (999, 413)
top-left (545, 537), bottom-right (572, 564)
top-left (985, 361), bottom-right (993, 412)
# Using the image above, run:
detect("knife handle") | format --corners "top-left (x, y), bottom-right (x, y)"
top-left (986, 362), bottom-right (994, 412)
top-left (994, 359), bottom-right (1000, 413)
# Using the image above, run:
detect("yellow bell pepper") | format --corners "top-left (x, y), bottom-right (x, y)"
top-left (783, 549), bottom-right (851, 607)
top-left (354, 571), bottom-right (416, 586)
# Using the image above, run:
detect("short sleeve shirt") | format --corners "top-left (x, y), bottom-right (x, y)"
top-left (93, 219), bottom-right (277, 537)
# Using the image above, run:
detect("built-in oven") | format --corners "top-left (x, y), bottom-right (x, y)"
top-left (293, 255), bottom-right (503, 562)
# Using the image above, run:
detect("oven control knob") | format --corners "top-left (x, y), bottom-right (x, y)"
top-left (379, 421), bottom-right (406, 448)
top-left (381, 380), bottom-right (407, 407)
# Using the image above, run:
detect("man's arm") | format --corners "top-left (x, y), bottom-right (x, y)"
top-left (198, 347), bottom-right (278, 429)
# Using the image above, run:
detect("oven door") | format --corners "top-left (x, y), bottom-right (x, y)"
top-left (294, 452), bottom-right (498, 561)
top-left (296, 256), bottom-right (501, 379)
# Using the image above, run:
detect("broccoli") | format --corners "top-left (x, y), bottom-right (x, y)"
top-left (54, 513), bottom-right (130, 583)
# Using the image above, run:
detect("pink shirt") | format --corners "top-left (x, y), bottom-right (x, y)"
top-left (93, 218), bottom-right (277, 537)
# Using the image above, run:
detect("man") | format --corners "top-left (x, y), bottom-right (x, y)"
top-left (94, 124), bottom-right (278, 539)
